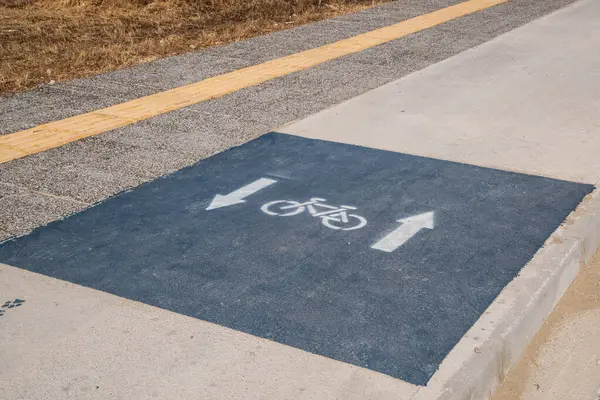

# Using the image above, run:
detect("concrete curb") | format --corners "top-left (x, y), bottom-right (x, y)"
top-left (413, 187), bottom-right (600, 399)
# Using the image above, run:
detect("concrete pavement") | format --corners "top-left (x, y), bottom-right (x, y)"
top-left (281, 0), bottom-right (600, 185)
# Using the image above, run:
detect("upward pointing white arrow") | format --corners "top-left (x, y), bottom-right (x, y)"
top-left (206, 178), bottom-right (277, 210)
top-left (371, 211), bottom-right (435, 253)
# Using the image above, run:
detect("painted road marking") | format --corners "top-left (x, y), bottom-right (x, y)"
top-left (0, 0), bottom-right (508, 165)
top-left (206, 177), bottom-right (277, 210)
top-left (372, 211), bottom-right (435, 252)
top-left (261, 197), bottom-right (368, 231)
top-left (0, 133), bottom-right (591, 385)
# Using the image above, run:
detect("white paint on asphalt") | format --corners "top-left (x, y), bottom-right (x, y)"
top-left (206, 178), bottom-right (277, 210)
top-left (372, 211), bottom-right (435, 252)
top-left (261, 197), bottom-right (367, 231)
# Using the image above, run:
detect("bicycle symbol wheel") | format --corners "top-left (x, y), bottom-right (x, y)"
top-left (261, 200), bottom-right (305, 216)
top-left (321, 214), bottom-right (367, 231)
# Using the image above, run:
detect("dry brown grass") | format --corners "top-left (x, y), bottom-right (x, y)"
top-left (0, 0), bottom-right (389, 95)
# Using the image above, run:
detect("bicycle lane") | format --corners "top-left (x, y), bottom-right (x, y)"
top-left (278, 0), bottom-right (600, 397)
top-left (0, 131), bottom-right (592, 386)
top-left (1, 1), bottom-right (599, 399)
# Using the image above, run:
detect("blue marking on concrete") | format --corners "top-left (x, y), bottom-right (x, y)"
top-left (0, 133), bottom-right (593, 385)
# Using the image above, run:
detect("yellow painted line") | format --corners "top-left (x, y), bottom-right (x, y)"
top-left (0, 0), bottom-right (507, 164)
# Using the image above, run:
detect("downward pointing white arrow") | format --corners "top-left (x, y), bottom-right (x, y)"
top-left (206, 178), bottom-right (277, 210)
top-left (371, 211), bottom-right (435, 252)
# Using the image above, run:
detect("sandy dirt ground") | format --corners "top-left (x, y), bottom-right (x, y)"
top-left (492, 248), bottom-right (600, 400)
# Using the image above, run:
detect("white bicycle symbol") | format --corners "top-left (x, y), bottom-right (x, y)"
top-left (261, 197), bottom-right (367, 231)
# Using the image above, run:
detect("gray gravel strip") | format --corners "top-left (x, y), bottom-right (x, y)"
top-left (0, 0), bottom-right (579, 239)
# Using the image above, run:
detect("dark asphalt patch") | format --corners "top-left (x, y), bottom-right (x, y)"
top-left (0, 133), bottom-right (592, 385)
